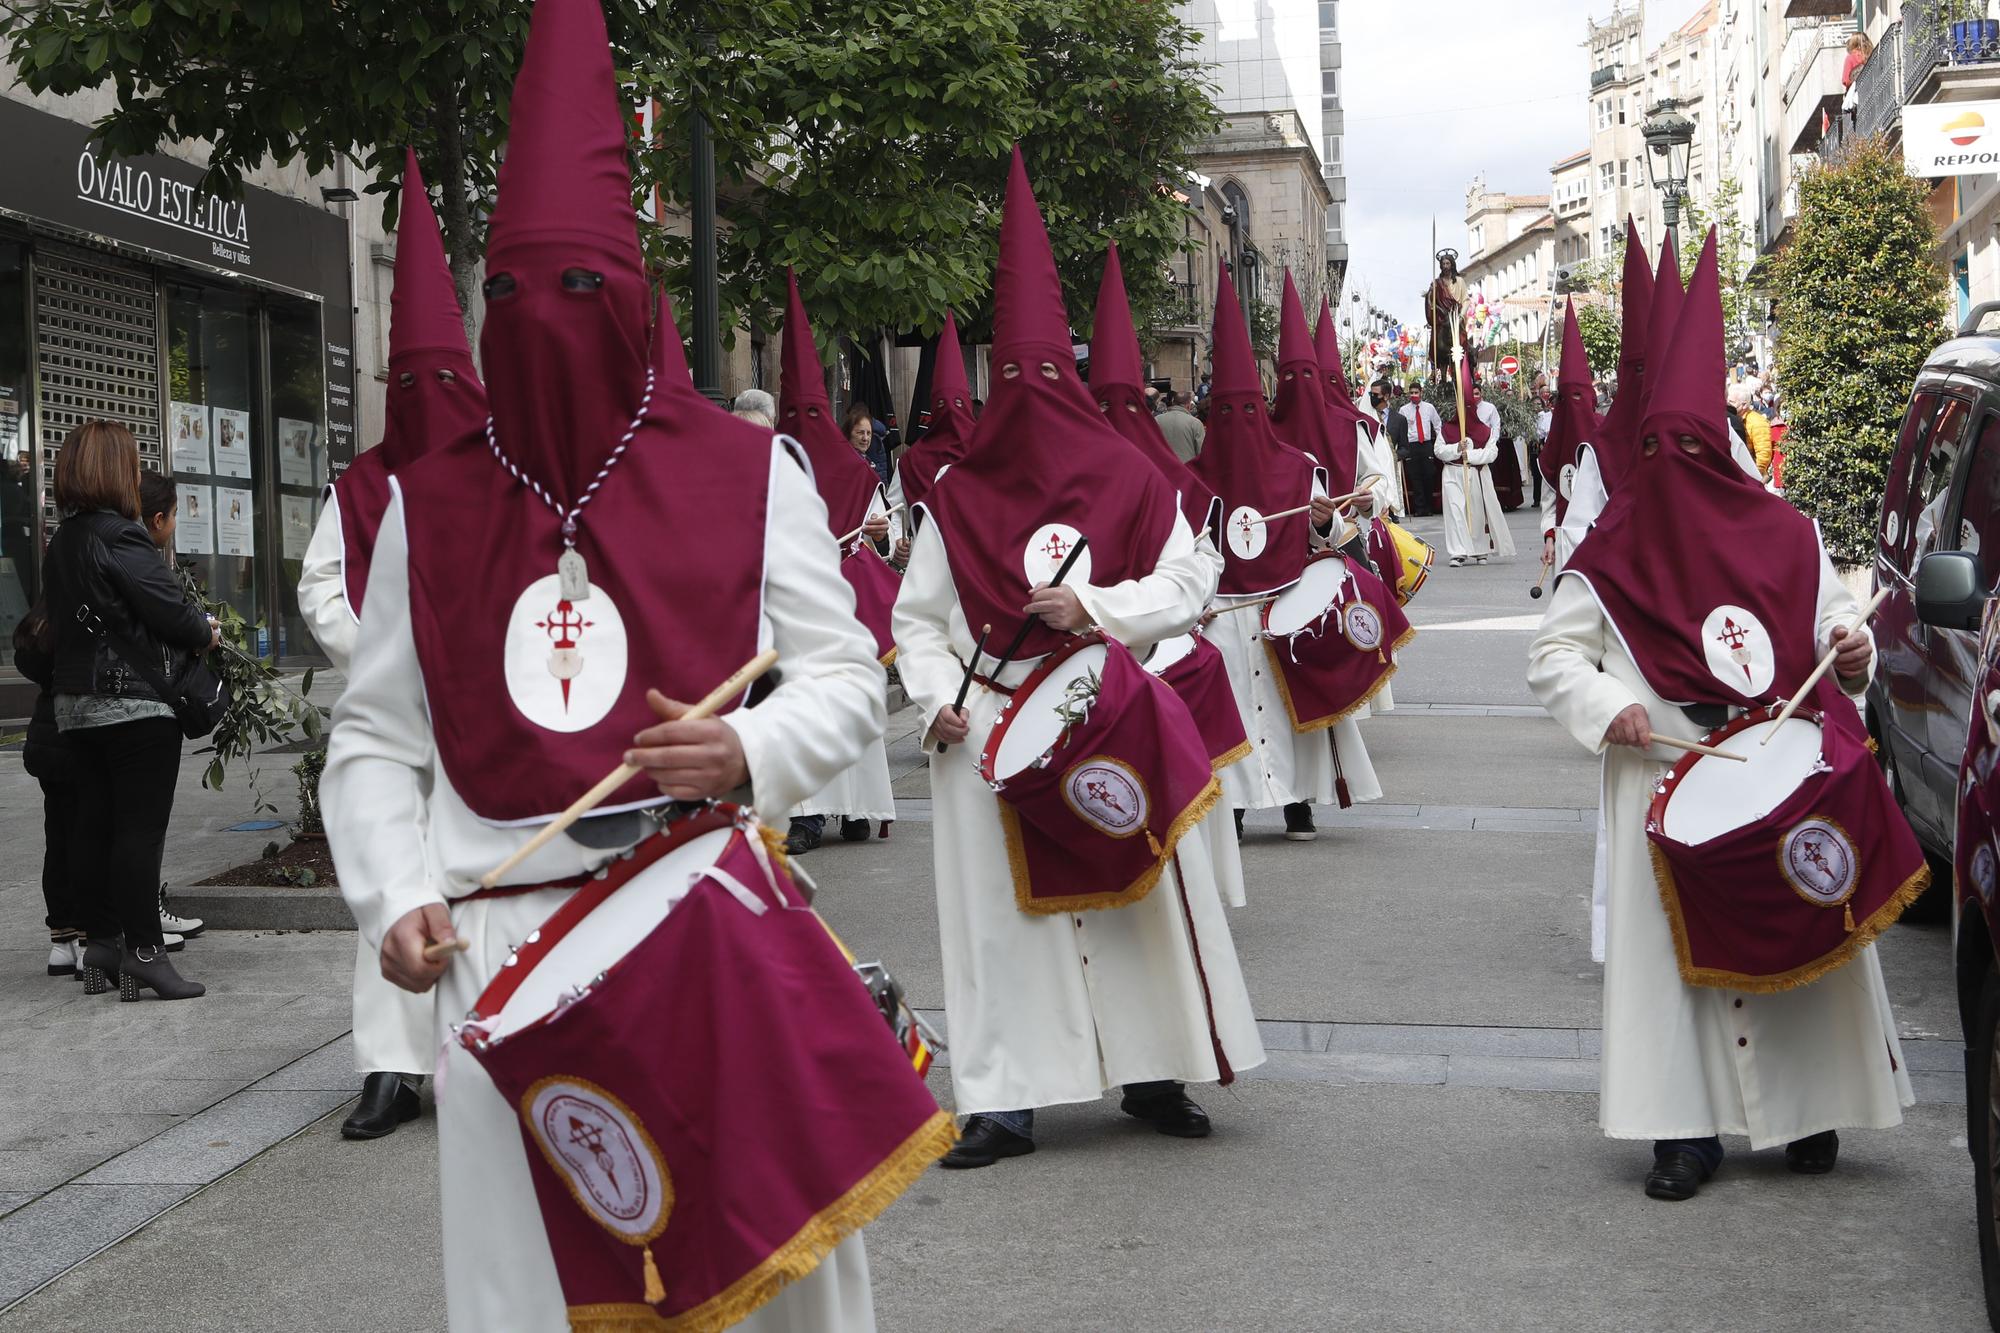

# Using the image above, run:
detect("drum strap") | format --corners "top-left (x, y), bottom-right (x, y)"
top-left (457, 869), bottom-right (596, 904)
top-left (972, 673), bottom-right (1017, 696)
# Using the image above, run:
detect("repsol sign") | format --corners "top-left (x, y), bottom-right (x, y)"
top-left (75, 144), bottom-right (252, 264)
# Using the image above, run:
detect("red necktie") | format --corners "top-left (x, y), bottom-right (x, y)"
top-left (1413, 408), bottom-right (1426, 444)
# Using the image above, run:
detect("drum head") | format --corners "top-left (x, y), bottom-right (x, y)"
top-left (1145, 634), bottom-right (1197, 676)
top-left (1660, 716), bottom-right (1823, 845)
top-left (485, 826), bottom-right (736, 1041)
top-left (1264, 559), bottom-right (1347, 638)
top-left (992, 642), bottom-right (1110, 779)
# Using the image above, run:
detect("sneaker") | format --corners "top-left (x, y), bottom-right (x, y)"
top-left (1473, 554), bottom-right (1488, 565)
top-left (838, 818), bottom-right (872, 843)
top-left (1449, 556), bottom-right (1465, 567)
top-left (162, 932), bottom-right (185, 954)
top-left (159, 885), bottom-right (205, 939)
top-left (47, 938), bottom-right (83, 977)
top-left (1282, 802), bottom-right (1317, 841)
top-left (785, 818), bottom-right (823, 856)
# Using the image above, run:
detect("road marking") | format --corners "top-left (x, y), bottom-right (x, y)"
top-left (1413, 614), bottom-right (1545, 632)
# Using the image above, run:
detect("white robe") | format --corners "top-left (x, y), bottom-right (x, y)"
top-left (1434, 401), bottom-right (1516, 562)
top-left (1350, 419), bottom-right (1401, 713)
top-left (296, 500), bottom-right (435, 1078)
top-left (322, 442), bottom-right (889, 1332)
top-left (892, 512), bottom-right (1265, 1116)
top-left (1527, 567), bottom-right (1912, 1148)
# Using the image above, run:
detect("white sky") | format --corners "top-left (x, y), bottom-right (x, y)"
top-left (1342, 0), bottom-right (1708, 333)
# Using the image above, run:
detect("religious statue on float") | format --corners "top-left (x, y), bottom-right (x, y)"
top-left (1422, 248), bottom-right (1470, 383)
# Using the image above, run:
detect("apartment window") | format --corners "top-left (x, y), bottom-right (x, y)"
top-left (1328, 202), bottom-right (1344, 242)
top-left (1596, 99), bottom-right (1611, 131)
top-left (1322, 69), bottom-right (1339, 97)
top-left (1318, 1), bottom-right (1337, 34)
top-left (1618, 97), bottom-right (1628, 125)
top-left (1599, 163), bottom-right (1615, 190)
top-left (1325, 137), bottom-right (1341, 169)
top-left (1618, 159), bottom-right (1629, 187)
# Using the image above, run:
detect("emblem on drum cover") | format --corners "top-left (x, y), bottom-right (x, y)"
top-left (523, 1077), bottom-right (672, 1241)
top-left (1061, 757), bottom-right (1149, 838)
top-left (1023, 522), bottom-right (1093, 588)
top-left (1699, 604), bottom-right (1775, 697)
top-left (1226, 505), bottom-right (1269, 561)
top-left (1342, 601), bottom-right (1385, 652)
top-left (504, 575), bottom-right (628, 733)
top-left (1974, 843), bottom-right (1998, 904)
top-left (1778, 817), bottom-right (1859, 907)
top-left (1558, 462), bottom-right (1577, 501)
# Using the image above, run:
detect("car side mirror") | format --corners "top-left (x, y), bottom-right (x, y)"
top-left (1916, 550), bottom-right (1987, 631)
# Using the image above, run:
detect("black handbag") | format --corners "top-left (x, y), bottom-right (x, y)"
top-left (75, 603), bottom-right (231, 740)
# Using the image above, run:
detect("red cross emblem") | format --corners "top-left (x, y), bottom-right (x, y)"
top-left (1085, 778), bottom-right (1128, 818)
top-left (568, 1115), bottom-right (621, 1198)
top-left (1042, 531), bottom-right (1070, 562)
top-left (1717, 616), bottom-right (1752, 681)
top-left (537, 600), bottom-right (594, 710)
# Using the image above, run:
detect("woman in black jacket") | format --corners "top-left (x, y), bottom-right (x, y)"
top-left (41, 421), bottom-right (215, 1000)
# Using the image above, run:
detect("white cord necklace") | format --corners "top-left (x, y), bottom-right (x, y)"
top-left (483, 367), bottom-right (656, 601)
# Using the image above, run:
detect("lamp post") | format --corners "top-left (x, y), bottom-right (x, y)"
top-left (1642, 98), bottom-right (1697, 232)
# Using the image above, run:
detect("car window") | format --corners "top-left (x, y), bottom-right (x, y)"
top-left (1881, 388), bottom-right (1941, 558)
top-left (1912, 394), bottom-right (1975, 561)
top-left (1956, 412), bottom-right (2000, 589)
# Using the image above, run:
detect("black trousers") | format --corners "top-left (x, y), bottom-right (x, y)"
top-left (63, 716), bottom-right (182, 948)
top-left (23, 742), bottom-right (86, 934)
top-left (1402, 448), bottom-right (1439, 515)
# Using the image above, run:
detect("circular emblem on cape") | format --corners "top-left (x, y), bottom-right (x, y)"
top-left (523, 1077), bottom-right (671, 1242)
top-left (1975, 842), bottom-right (1998, 904)
top-left (1699, 603), bottom-right (1776, 698)
top-left (1061, 757), bottom-right (1150, 838)
top-left (1778, 816), bottom-right (1859, 907)
top-left (1226, 505), bottom-right (1269, 560)
top-left (1343, 600), bottom-right (1385, 652)
top-left (1558, 462), bottom-right (1577, 501)
top-left (1023, 523), bottom-right (1092, 588)
top-left (503, 575), bottom-right (629, 734)
top-left (1884, 509), bottom-right (1900, 547)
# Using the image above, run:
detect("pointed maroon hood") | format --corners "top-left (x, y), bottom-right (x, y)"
top-left (778, 270), bottom-right (886, 536)
top-left (1190, 262), bottom-right (1322, 596)
top-left (894, 312), bottom-right (974, 513)
top-left (1271, 271), bottom-right (1356, 492)
top-left (1088, 243), bottom-right (1217, 533)
top-left (1313, 293), bottom-right (1379, 445)
top-left (1537, 298), bottom-right (1600, 518)
top-left (1594, 219), bottom-right (1654, 490)
top-left (920, 147), bottom-right (1177, 660)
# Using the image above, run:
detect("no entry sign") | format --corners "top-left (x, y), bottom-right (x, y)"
top-left (1498, 354), bottom-right (1520, 377)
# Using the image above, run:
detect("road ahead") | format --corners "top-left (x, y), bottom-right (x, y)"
top-left (0, 507), bottom-right (1980, 1331)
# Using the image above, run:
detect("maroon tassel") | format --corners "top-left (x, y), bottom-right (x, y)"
top-left (1331, 733), bottom-right (1353, 809)
top-left (1336, 777), bottom-right (1352, 809)
top-left (878, 820), bottom-right (893, 840)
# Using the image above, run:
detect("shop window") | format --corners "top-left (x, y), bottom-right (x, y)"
top-left (0, 241), bottom-right (29, 642)
top-left (165, 282), bottom-right (260, 637)
top-left (268, 294), bottom-right (326, 663)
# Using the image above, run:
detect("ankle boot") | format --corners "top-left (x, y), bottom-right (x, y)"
top-left (80, 937), bottom-right (123, 995)
top-left (118, 944), bottom-right (205, 1001)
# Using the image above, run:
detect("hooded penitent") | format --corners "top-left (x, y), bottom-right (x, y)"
top-left (1313, 294), bottom-right (1381, 448)
top-left (1271, 272), bottom-right (1356, 495)
top-left (893, 312), bottom-right (974, 515)
top-left (1591, 219), bottom-right (1654, 491)
top-left (779, 271), bottom-right (886, 537)
top-left (394, 0), bottom-right (772, 825)
top-left (1088, 243), bottom-right (1218, 534)
top-left (1537, 299), bottom-right (1600, 528)
top-left (1189, 263), bottom-right (1322, 597)
top-left (917, 147), bottom-right (1177, 663)
top-left (1607, 230), bottom-right (1928, 992)
top-left (331, 148), bottom-right (486, 613)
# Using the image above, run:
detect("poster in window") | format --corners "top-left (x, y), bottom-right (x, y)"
top-left (212, 408), bottom-right (252, 479)
top-left (170, 402), bottom-right (210, 475)
top-left (277, 417), bottom-right (317, 489)
top-left (176, 483), bottom-right (214, 555)
top-left (281, 494), bottom-right (315, 560)
top-left (215, 485), bottom-right (254, 557)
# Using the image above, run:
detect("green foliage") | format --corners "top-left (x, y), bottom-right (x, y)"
top-left (1575, 302), bottom-right (1621, 377)
top-left (293, 746), bottom-right (327, 836)
top-left (1680, 178), bottom-right (1755, 345)
top-left (175, 565), bottom-right (324, 792)
top-left (1774, 141), bottom-right (1951, 564)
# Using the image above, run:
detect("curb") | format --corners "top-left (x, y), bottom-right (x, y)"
top-left (170, 883), bottom-right (356, 931)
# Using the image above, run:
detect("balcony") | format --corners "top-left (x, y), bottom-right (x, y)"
top-left (1904, 4), bottom-right (2000, 105)
top-left (1781, 17), bottom-right (1857, 152)
top-left (1784, 0), bottom-right (1853, 14)
top-left (1818, 23), bottom-right (1904, 162)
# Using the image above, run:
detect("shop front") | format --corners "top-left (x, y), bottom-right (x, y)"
top-left (0, 94), bottom-right (356, 696)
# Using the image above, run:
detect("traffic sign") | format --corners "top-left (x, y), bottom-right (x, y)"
top-left (1498, 354), bottom-right (1520, 377)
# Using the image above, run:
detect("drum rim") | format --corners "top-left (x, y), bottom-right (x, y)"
top-left (977, 632), bottom-right (1113, 785)
top-left (1647, 703), bottom-right (1826, 845)
top-left (1143, 632), bottom-right (1199, 676)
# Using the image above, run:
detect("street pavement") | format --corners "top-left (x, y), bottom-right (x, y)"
top-left (0, 505), bottom-right (1984, 1331)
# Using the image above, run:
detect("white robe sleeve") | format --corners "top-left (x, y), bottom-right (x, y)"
top-left (297, 501), bottom-right (356, 674)
top-left (892, 517), bottom-right (970, 736)
top-left (717, 446), bottom-right (889, 822)
top-left (1813, 548), bottom-right (1875, 696)
top-left (1527, 577), bottom-right (1646, 756)
top-left (1074, 511), bottom-right (1219, 645)
top-left (1540, 481), bottom-right (1558, 541)
top-left (1471, 405), bottom-right (1503, 465)
top-left (1433, 428), bottom-right (1458, 465)
top-left (322, 493), bottom-right (444, 949)
top-left (1353, 422), bottom-right (1393, 518)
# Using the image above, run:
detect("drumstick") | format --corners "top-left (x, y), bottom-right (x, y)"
top-left (936, 623), bottom-right (992, 754)
top-left (991, 537), bottom-right (1091, 675)
top-left (1760, 587), bottom-right (1892, 745)
top-left (421, 937), bottom-right (471, 962)
top-left (835, 506), bottom-right (905, 547)
top-left (1244, 503), bottom-right (1315, 527)
top-left (1529, 558), bottom-right (1552, 600)
top-left (1651, 734), bottom-right (1748, 763)
top-left (478, 649), bottom-right (780, 889)
top-left (1209, 594), bottom-right (1281, 616)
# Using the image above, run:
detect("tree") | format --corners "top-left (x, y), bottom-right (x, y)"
top-left (1680, 177), bottom-right (1756, 356)
top-left (1575, 301), bottom-right (1621, 378)
top-left (1775, 141), bottom-right (1951, 564)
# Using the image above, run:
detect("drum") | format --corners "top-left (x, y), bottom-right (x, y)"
top-left (1645, 704), bottom-right (1929, 991)
top-left (977, 634), bottom-right (1219, 915)
top-left (1147, 631), bottom-right (1250, 771)
top-left (1261, 552), bottom-right (1349, 639)
top-left (1258, 553), bottom-right (1409, 733)
top-left (458, 805), bottom-right (952, 1324)
top-left (1387, 520), bottom-right (1434, 605)
top-left (1144, 633), bottom-right (1199, 676)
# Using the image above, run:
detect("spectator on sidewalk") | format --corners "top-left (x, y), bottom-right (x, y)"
top-left (1156, 390), bottom-right (1205, 461)
top-left (845, 401), bottom-right (892, 485)
top-left (13, 601), bottom-right (86, 978)
top-left (730, 387), bottom-right (775, 428)
top-left (42, 422), bottom-right (214, 1001)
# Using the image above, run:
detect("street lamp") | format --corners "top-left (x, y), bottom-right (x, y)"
top-left (1642, 98), bottom-right (1696, 231)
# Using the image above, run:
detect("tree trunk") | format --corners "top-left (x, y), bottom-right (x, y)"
top-left (433, 91), bottom-right (481, 348)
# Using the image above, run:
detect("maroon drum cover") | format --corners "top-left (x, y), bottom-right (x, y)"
top-left (1646, 705), bottom-right (1929, 993)
top-left (1262, 553), bottom-right (1414, 732)
top-left (839, 544), bottom-right (901, 665)
top-left (461, 810), bottom-right (953, 1330)
top-left (1158, 634), bottom-right (1251, 772)
top-left (979, 635), bottom-right (1219, 916)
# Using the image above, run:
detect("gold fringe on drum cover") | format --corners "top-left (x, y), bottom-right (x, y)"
top-left (1263, 623), bottom-right (1416, 734)
top-left (1001, 776), bottom-right (1222, 915)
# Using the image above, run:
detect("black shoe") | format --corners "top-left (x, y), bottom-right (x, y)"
top-left (343, 1073), bottom-right (423, 1140)
top-left (1119, 1089), bottom-right (1212, 1138)
top-left (939, 1115), bottom-right (1036, 1169)
top-left (118, 944), bottom-right (204, 1001)
top-left (1283, 802), bottom-right (1316, 841)
top-left (1233, 808), bottom-right (1245, 842)
top-left (1644, 1149), bottom-right (1714, 1201)
top-left (80, 937), bottom-right (122, 995)
top-left (785, 819), bottom-right (823, 856)
top-left (839, 818), bottom-right (872, 843)
top-left (1785, 1129), bottom-right (1839, 1175)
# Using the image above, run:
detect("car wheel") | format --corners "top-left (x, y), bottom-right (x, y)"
top-left (1972, 966), bottom-right (2000, 1332)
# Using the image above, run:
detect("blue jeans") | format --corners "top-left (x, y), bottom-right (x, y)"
top-left (985, 1081), bottom-right (1184, 1141)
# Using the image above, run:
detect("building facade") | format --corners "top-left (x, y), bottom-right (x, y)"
top-left (1462, 182), bottom-right (1557, 360)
